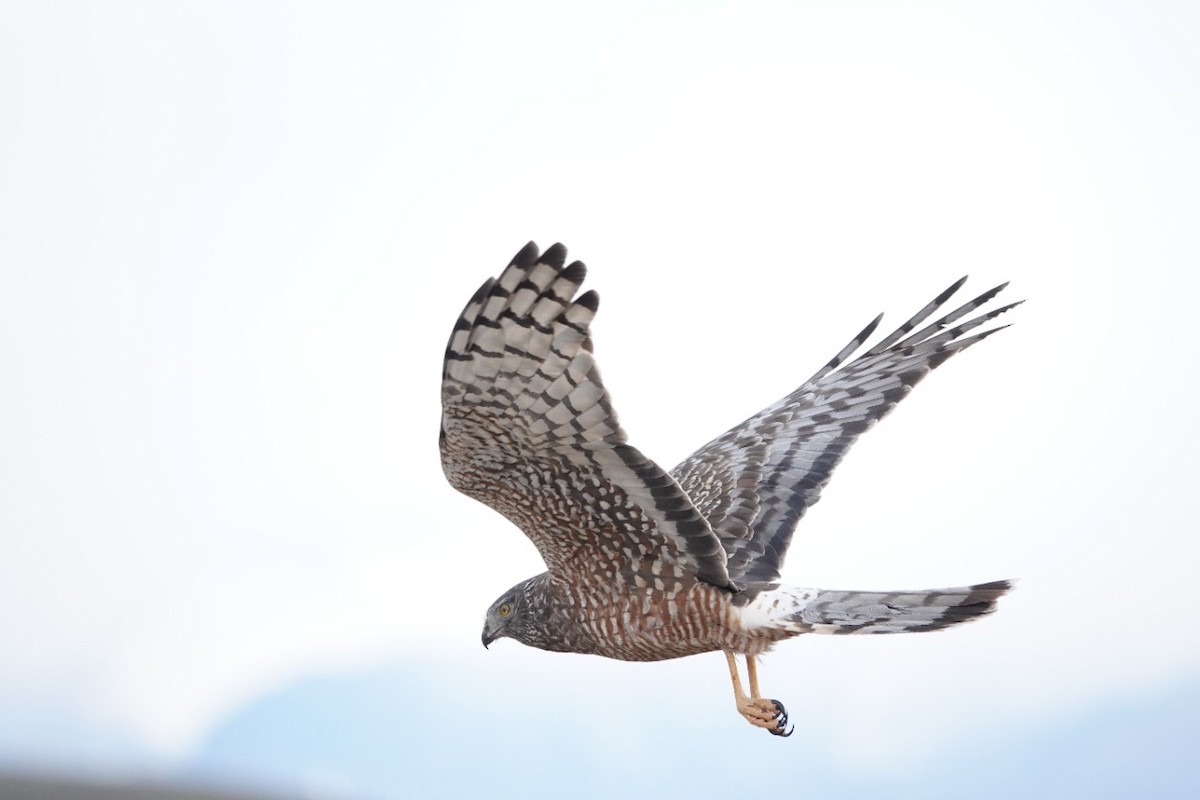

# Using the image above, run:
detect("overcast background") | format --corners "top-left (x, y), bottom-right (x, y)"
top-left (2, 1), bottom-right (1198, 798)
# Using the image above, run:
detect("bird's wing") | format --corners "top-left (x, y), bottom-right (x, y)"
top-left (441, 242), bottom-right (736, 592)
top-left (672, 277), bottom-right (1020, 584)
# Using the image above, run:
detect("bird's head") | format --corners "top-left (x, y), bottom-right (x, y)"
top-left (481, 587), bottom-right (521, 649)
top-left (481, 573), bottom-right (565, 651)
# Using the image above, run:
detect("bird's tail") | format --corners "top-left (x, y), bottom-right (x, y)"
top-left (738, 580), bottom-right (1011, 636)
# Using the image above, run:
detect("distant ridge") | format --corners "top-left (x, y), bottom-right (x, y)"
top-left (0, 773), bottom-right (287, 800)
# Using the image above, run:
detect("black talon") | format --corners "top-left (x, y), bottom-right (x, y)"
top-left (769, 700), bottom-right (793, 737)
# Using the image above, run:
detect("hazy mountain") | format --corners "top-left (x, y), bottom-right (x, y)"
top-left (186, 659), bottom-right (1200, 800)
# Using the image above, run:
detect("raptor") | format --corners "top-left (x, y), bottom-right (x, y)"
top-left (440, 242), bottom-right (1014, 736)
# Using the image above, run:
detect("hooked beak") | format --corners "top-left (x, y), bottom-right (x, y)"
top-left (482, 625), bottom-right (496, 649)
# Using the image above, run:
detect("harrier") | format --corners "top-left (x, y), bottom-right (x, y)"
top-left (440, 243), bottom-right (1014, 736)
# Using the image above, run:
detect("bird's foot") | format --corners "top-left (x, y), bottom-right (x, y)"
top-left (737, 697), bottom-right (793, 737)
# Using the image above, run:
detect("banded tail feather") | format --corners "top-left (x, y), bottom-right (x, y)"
top-left (738, 580), bottom-right (1011, 636)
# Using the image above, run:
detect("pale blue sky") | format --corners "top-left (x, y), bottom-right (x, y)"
top-left (1, 0), bottom-right (1198, 794)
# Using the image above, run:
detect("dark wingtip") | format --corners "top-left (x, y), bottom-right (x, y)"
top-left (541, 242), bottom-right (568, 269)
top-left (466, 276), bottom-right (494, 308)
top-left (861, 312), bottom-right (885, 342)
top-left (512, 241), bottom-right (539, 268)
top-left (575, 289), bottom-right (600, 312)
top-left (934, 275), bottom-right (970, 306)
top-left (561, 259), bottom-right (587, 285)
top-left (967, 281), bottom-right (1011, 309)
top-left (971, 324), bottom-right (1012, 343)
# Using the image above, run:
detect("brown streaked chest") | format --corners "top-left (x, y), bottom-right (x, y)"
top-left (559, 580), bottom-right (740, 662)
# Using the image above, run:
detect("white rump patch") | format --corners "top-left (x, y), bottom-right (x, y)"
top-left (736, 586), bottom-right (821, 633)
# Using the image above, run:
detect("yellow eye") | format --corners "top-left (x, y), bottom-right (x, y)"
top-left (498, 603), bottom-right (512, 617)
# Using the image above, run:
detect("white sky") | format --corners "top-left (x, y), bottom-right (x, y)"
top-left (2, 0), bottom-right (1198, 769)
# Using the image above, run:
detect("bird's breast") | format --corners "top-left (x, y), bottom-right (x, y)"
top-left (561, 581), bottom-right (744, 662)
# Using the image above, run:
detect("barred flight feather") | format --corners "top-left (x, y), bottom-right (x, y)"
top-left (673, 276), bottom-right (1021, 585)
top-left (441, 242), bottom-right (735, 592)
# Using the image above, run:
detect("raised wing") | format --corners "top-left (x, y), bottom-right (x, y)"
top-left (441, 242), bottom-right (736, 592)
top-left (673, 277), bottom-right (1020, 584)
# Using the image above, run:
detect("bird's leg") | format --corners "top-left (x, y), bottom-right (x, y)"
top-left (724, 651), bottom-right (792, 737)
top-left (746, 655), bottom-right (764, 698)
top-left (746, 655), bottom-right (792, 736)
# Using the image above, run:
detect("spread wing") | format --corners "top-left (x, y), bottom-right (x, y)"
top-left (441, 242), bottom-right (736, 592)
top-left (672, 277), bottom-right (1020, 584)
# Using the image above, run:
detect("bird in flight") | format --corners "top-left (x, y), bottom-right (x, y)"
top-left (440, 242), bottom-right (1015, 736)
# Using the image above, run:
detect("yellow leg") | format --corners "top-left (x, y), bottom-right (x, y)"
top-left (723, 651), bottom-right (792, 737)
top-left (724, 650), bottom-right (746, 700)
